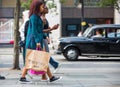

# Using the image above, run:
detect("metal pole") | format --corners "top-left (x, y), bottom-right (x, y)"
top-left (81, 0), bottom-right (84, 33)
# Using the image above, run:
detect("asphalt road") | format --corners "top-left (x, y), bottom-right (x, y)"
top-left (0, 48), bottom-right (120, 87)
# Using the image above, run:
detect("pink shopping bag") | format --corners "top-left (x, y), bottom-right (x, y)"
top-left (26, 47), bottom-right (50, 75)
top-left (29, 69), bottom-right (46, 75)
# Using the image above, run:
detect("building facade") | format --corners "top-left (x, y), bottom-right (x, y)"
top-left (0, 0), bottom-right (117, 47)
top-left (61, 0), bottom-right (114, 37)
top-left (0, 0), bottom-right (19, 43)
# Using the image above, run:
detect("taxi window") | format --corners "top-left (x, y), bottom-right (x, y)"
top-left (116, 29), bottom-right (120, 37)
top-left (91, 28), bottom-right (105, 38)
top-left (107, 28), bottom-right (120, 38)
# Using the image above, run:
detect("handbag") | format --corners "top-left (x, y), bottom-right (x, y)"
top-left (25, 48), bottom-right (50, 74)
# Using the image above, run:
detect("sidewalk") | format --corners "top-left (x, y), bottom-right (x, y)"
top-left (0, 48), bottom-right (120, 87)
top-left (0, 48), bottom-right (63, 87)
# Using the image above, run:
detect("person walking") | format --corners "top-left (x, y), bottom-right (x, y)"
top-left (19, 0), bottom-right (61, 83)
top-left (19, 10), bottom-right (29, 65)
top-left (41, 6), bottom-right (61, 73)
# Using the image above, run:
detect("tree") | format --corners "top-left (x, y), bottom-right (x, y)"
top-left (59, 0), bottom-right (66, 3)
top-left (21, 0), bottom-right (32, 10)
top-left (21, 0), bottom-right (59, 10)
top-left (13, 0), bottom-right (21, 70)
top-left (99, 0), bottom-right (120, 13)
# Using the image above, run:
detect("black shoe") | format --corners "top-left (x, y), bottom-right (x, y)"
top-left (19, 77), bottom-right (30, 82)
top-left (50, 76), bottom-right (62, 82)
top-left (0, 76), bottom-right (5, 80)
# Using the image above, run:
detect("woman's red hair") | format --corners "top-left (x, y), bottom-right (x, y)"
top-left (29, 0), bottom-right (44, 17)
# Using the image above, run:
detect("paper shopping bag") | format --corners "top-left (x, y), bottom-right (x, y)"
top-left (25, 49), bottom-right (50, 72)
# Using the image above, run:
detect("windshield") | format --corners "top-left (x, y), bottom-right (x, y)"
top-left (82, 27), bottom-right (92, 37)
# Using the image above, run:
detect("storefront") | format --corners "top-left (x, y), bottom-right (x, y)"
top-left (61, 7), bottom-right (114, 37)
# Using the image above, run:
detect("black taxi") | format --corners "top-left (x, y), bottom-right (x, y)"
top-left (58, 24), bottom-right (120, 61)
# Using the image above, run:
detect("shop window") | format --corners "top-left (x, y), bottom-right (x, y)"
top-left (67, 24), bottom-right (77, 31)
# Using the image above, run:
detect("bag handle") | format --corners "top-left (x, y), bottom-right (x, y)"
top-left (36, 47), bottom-right (42, 50)
top-left (36, 43), bottom-right (42, 50)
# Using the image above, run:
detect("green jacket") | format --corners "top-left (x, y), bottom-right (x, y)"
top-left (26, 14), bottom-right (46, 49)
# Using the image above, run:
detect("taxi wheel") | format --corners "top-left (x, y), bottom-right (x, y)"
top-left (63, 47), bottom-right (79, 61)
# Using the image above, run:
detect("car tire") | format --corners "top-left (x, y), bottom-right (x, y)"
top-left (63, 47), bottom-right (79, 61)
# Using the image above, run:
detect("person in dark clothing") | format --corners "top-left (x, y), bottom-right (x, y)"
top-left (41, 6), bottom-right (61, 73)
top-left (19, 10), bottom-right (29, 65)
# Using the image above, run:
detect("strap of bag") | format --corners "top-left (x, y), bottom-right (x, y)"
top-left (36, 47), bottom-right (42, 51)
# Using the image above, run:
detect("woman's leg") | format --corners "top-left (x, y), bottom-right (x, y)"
top-left (20, 67), bottom-right (30, 82)
top-left (41, 74), bottom-right (47, 80)
top-left (43, 39), bottom-right (59, 69)
top-left (49, 57), bottom-right (59, 69)
top-left (41, 67), bottom-right (52, 81)
top-left (46, 67), bottom-right (53, 79)
top-left (46, 66), bottom-right (61, 82)
top-left (21, 67), bottom-right (28, 78)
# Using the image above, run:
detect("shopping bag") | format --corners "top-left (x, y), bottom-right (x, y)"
top-left (29, 69), bottom-right (45, 75)
top-left (28, 47), bottom-right (47, 75)
top-left (25, 49), bottom-right (50, 74)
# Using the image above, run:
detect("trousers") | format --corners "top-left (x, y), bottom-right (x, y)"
top-left (43, 39), bottom-right (59, 69)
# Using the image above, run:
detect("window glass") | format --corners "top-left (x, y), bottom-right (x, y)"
top-left (116, 29), bottom-right (120, 37)
top-left (67, 24), bottom-right (77, 31)
top-left (107, 28), bottom-right (120, 38)
top-left (0, 18), bottom-right (22, 43)
top-left (91, 28), bottom-right (104, 38)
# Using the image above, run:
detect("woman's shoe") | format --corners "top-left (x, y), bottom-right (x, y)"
top-left (0, 75), bottom-right (5, 80)
top-left (19, 77), bottom-right (30, 83)
top-left (50, 76), bottom-right (62, 82)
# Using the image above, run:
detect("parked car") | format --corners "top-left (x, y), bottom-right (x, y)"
top-left (57, 24), bottom-right (120, 61)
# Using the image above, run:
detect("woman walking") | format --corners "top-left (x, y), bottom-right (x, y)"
top-left (19, 0), bottom-right (61, 82)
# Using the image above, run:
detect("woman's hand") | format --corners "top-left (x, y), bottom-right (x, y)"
top-left (51, 24), bottom-right (59, 30)
top-left (43, 24), bottom-right (59, 32)
top-left (36, 43), bottom-right (41, 48)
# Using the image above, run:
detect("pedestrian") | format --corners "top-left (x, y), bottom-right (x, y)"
top-left (19, 0), bottom-right (61, 82)
top-left (19, 10), bottom-right (29, 65)
top-left (41, 6), bottom-right (61, 73)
